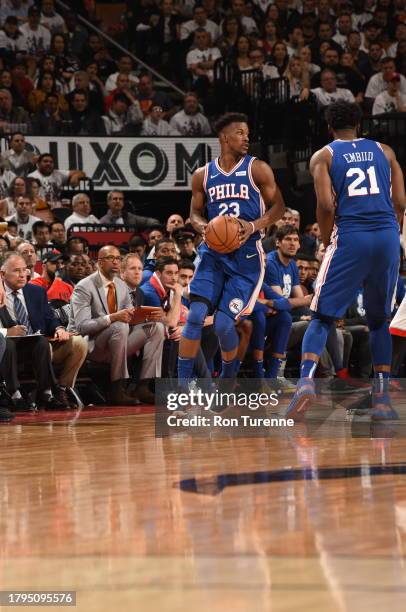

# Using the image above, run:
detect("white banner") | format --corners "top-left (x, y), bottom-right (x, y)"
top-left (25, 137), bottom-right (221, 191)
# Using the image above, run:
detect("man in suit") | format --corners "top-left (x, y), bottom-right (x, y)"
top-left (0, 280), bottom-right (14, 422)
top-left (0, 252), bottom-right (78, 410)
top-left (69, 245), bottom-right (164, 405)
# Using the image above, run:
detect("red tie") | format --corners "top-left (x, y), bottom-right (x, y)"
top-left (107, 282), bottom-right (117, 314)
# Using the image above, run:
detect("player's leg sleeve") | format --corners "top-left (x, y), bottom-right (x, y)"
top-left (214, 310), bottom-right (239, 353)
top-left (182, 301), bottom-right (208, 341)
top-left (366, 313), bottom-right (392, 367)
top-left (249, 310), bottom-right (266, 352)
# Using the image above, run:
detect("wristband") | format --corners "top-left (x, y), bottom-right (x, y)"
top-left (249, 221), bottom-right (255, 234)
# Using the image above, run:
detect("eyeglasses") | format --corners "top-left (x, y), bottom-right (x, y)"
top-left (99, 256), bottom-right (122, 262)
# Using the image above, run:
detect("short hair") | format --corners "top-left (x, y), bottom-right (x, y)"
top-left (179, 259), bottom-right (195, 272)
top-left (214, 112), bottom-right (249, 134)
top-left (381, 56), bottom-right (395, 64)
top-left (50, 220), bottom-right (64, 230)
top-left (107, 190), bottom-right (124, 203)
top-left (0, 234), bottom-right (10, 249)
top-left (0, 251), bottom-right (24, 271)
top-left (295, 252), bottom-right (311, 261)
top-left (155, 256), bottom-right (179, 272)
top-left (276, 225), bottom-right (299, 240)
top-left (72, 192), bottom-right (89, 207)
top-left (121, 252), bottom-right (143, 271)
top-left (155, 238), bottom-right (175, 252)
top-left (129, 235), bottom-right (147, 249)
top-left (9, 132), bottom-right (25, 141)
top-left (72, 88), bottom-right (88, 100)
top-left (112, 92), bottom-right (130, 105)
top-left (32, 221), bottom-right (49, 235)
top-left (38, 153), bottom-right (53, 163)
top-left (325, 101), bottom-right (362, 130)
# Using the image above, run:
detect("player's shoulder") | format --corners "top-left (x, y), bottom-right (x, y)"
top-left (191, 164), bottom-right (209, 189)
top-left (309, 145), bottom-right (332, 172)
top-left (266, 250), bottom-right (278, 264)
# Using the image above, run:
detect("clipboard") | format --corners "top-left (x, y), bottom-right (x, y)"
top-left (130, 306), bottom-right (162, 325)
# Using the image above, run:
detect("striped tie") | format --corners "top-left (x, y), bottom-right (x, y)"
top-left (13, 291), bottom-right (33, 333)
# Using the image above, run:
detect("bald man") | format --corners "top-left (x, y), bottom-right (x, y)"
top-left (68, 245), bottom-right (164, 405)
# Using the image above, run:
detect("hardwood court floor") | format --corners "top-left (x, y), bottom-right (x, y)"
top-left (1, 395), bottom-right (406, 611)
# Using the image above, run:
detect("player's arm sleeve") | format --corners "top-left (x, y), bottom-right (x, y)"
top-left (264, 259), bottom-right (280, 288)
top-left (262, 284), bottom-right (291, 310)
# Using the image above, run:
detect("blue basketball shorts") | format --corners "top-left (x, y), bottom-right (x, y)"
top-left (189, 240), bottom-right (265, 319)
top-left (311, 227), bottom-right (400, 319)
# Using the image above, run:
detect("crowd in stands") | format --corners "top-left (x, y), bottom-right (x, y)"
top-left (0, 0), bottom-right (402, 140)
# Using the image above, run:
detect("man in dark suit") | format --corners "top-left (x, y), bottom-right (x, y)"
top-left (0, 252), bottom-right (72, 410)
top-left (98, 191), bottom-right (159, 229)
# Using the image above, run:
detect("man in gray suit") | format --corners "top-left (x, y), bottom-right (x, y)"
top-left (69, 245), bottom-right (164, 405)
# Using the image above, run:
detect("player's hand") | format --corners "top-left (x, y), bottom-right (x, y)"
top-left (238, 219), bottom-right (255, 245)
top-left (145, 307), bottom-right (165, 321)
top-left (168, 326), bottom-right (182, 341)
top-left (304, 294), bottom-right (313, 306)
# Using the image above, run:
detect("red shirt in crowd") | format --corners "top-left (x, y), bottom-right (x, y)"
top-left (29, 277), bottom-right (73, 302)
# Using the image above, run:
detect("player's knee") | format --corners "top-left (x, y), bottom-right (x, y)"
top-left (214, 310), bottom-right (235, 336)
top-left (312, 312), bottom-right (335, 326)
top-left (182, 301), bottom-right (208, 340)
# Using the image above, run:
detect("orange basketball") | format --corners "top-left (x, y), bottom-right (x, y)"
top-left (204, 215), bottom-right (241, 254)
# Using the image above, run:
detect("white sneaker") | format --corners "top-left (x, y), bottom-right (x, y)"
top-left (277, 376), bottom-right (296, 391)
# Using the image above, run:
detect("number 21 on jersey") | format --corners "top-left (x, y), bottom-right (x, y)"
top-left (347, 165), bottom-right (380, 197)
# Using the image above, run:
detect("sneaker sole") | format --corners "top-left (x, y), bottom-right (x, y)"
top-left (286, 393), bottom-right (314, 422)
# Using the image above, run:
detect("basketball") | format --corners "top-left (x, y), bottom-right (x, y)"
top-left (204, 215), bottom-right (241, 254)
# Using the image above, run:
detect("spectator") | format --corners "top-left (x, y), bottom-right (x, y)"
top-left (365, 56), bottom-right (406, 99)
top-left (67, 70), bottom-right (104, 114)
top-left (234, 34), bottom-right (253, 72)
top-left (364, 42), bottom-right (385, 80)
top-left (0, 252), bottom-right (71, 409)
top-left (50, 32), bottom-right (80, 87)
top-left (269, 41), bottom-right (290, 76)
top-left (103, 72), bottom-right (138, 112)
top-left (69, 245), bottom-right (164, 405)
top-left (147, 227), bottom-right (164, 251)
top-left (27, 70), bottom-right (68, 114)
top-left (62, 254), bottom-right (87, 286)
top-left (298, 45), bottom-right (321, 77)
top-left (284, 56), bottom-right (310, 99)
top-left (65, 236), bottom-right (88, 256)
top-left (15, 240), bottom-right (40, 280)
top-left (286, 26), bottom-right (305, 57)
top-left (0, 89), bottom-right (29, 134)
top-left (249, 47), bottom-right (279, 80)
top-left (64, 193), bottom-right (100, 231)
top-left (32, 220), bottom-right (52, 254)
top-left (143, 238), bottom-right (178, 282)
top-left (136, 72), bottom-right (174, 118)
top-left (128, 236), bottom-right (148, 262)
top-left (30, 250), bottom-right (72, 302)
top-left (217, 15), bottom-right (243, 59)
top-left (332, 13), bottom-right (353, 49)
top-left (228, 0), bottom-right (258, 35)
top-left (104, 54), bottom-right (139, 94)
top-left (2, 133), bottom-right (36, 177)
top-left (0, 16), bottom-right (27, 62)
top-left (311, 69), bottom-right (355, 108)
top-left (141, 104), bottom-right (178, 136)
top-left (175, 233), bottom-right (197, 262)
top-left (372, 72), bottom-right (406, 115)
top-left (29, 92), bottom-right (71, 136)
top-left (68, 89), bottom-right (106, 136)
top-left (49, 220), bottom-right (66, 250)
top-left (20, 5), bottom-right (51, 56)
top-left (98, 190), bottom-right (159, 230)
top-left (6, 195), bottom-right (40, 240)
top-left (346, 30), bottom-right (370, 74)
top-left (0, 1), bottom-right (29, 24)
top-left (0, 160), bottom-right (16, 199)
top-left (388, 23), bottom-right (406, 59)
top-left (166, 213), bottom-right (184, 236)
top-left (40, 0), bottom-right (66, 34)
top-left (360, 20), bottom-right (383, 53)
top-left (102, 92), bottom-right (143, 136)
top-left (169, 92), bottom-right (211, 135)
top-left (309, 21), bottom-right (342, 64)
top-left (64, 11), bottom-right (88, 57)
top-left (28, 153), bottom-right (86, 202)
top-left (187, 28), bottom-right (221, 94)
top-left (180, 5), bottom-right (220, 44)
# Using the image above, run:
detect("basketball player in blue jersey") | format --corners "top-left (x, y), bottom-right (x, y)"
top-left (177, 112), bottom-right (285, 385)
top-left (287, 101), bottom-right (406, 421)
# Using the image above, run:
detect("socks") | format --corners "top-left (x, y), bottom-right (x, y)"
top-left (178, 356), bottom-right (195, 388)
top-left (221, 359), bottom-right (236, 378)
top-left (373, 371), bottom-right (390, 394)
top-left (300, 359), bottom-right (318, 378)
top-left (266, 356), bottom-right (282, 379)
top-left (252, 359), bottom-right (264, 378)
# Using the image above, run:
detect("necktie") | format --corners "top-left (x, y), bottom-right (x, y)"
top-left (107, 282), bottom-right (117, 314)
top-left (13, 291), bottom-right (33, 333)
top-left (129, 289), bottom-right (138, 307)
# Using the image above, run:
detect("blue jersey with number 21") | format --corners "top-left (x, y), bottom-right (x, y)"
top-left (327, 138), bottom-right (398, 233)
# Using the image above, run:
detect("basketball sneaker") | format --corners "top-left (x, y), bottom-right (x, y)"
top-left (285, 378), bottom-right (316, 421)
top-left (371, 392), bottom-right (399, 421)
